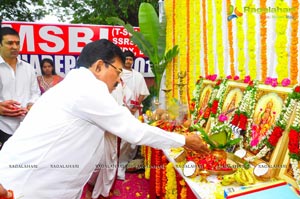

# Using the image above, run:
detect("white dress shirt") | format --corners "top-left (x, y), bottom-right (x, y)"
top-left (0, 67), bottom-right (184, 199)
top-left (0, 56), bottom-right (41, 135)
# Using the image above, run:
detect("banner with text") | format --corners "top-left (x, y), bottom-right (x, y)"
top-left (2, 21), bottom-right (154, 77)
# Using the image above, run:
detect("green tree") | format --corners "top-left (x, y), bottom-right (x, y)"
top-left (47, 0), bottom-right (158, 26)
top-left (0, 0), bottom-right (47, 22)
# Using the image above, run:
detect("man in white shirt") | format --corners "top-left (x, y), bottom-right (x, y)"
top-left (0, 27), bottom-right (40, 149)
top-left (0, 39), bottom-right (209, 199)
top-left (117, 50), bottom-right (150, 180)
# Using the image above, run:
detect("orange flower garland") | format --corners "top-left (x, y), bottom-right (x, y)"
top-left (154, 149), bottom-right (161, 196)
top-left (260, 0), bottom-right (267, 80)
top-left (179, 179), bottom-right (187, 198)
top-left (290, 0), bottom-right (299, 85)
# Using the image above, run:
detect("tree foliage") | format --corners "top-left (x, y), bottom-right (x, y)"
top-left (0, 0), bottom-right (47, 22)
top-left (47, 0), bottom-right (158, 26)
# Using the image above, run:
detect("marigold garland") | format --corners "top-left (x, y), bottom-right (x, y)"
top-left (144, 146), bottom-right (151, 180)
top-left (207, 0), bottom-right (215, 75)
top-left (275, 0), bottom-right (289, 82)
top-left (246, 1), bottom-right (257, 79)
top-left (155, 149), bottom-right (161, 196)
top-left (165, 162), bottom-right (177, 199)
top-left (202, 0), bottom-right (208, 76)
top-left (260, 0), bottom-right (267, 80)
top-left (290, 0), bottom-right (299, 85)
top-left (161, 155), bottom-right (168, 196)
top-left (179, 179), bottom-right (187, 199)
top-left (215, 0), bottom-right (225, 77)
top-left (236, 0), bottom-right (245, 78)
top-left (186, 0), bottom-right (191, 110)
top-left (227, 0), bottom-right (235, 77)
top-left (165, 0), bottom-right (175, 103)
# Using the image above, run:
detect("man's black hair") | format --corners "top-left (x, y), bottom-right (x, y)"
top-left (0, 27), bottom-right (19, 44)
top-left (76, 39), bottom-right (125, 68)
top-left (123, 50), bottom-right (135, 59)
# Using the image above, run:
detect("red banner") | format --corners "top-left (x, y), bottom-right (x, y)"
top-left (2, 21), bottom-right (153, 77)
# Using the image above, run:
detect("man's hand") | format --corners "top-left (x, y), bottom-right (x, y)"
top-left (184, 134), bottom-right (210, 154)
top-left (0, 184), bottom-right (13, 198)
top-left (0, 100), bottom-right (27, 117)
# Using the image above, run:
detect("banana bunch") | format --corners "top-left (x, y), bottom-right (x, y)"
top-left (221, 167), bottom-right (257, 186)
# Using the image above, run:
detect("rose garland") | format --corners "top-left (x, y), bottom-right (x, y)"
top-left (165, 162), bottom-right (177, 199)
top-left (288, 86), bottom-right (300, 187)
top-left (245, 85), bottom-right (300, 162)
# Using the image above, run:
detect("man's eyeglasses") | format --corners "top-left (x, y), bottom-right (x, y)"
top-left (103, 60), bottom-right (123, 76)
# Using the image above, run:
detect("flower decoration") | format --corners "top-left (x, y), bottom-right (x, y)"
top-left (271, 78), bottom-right (278, 87)
top-left (244, 75), bottom-right (251, 83)
top-left (233, 75), bottom-right (240, 80)
top-left (287, 99), bottom-right (300, 188)
top-left (264, 77), bottom-right (272, 85)
top-left (281, 78), bottom-right (291, 87)
top-left (218, 114), bottom-right (228, 122)
top-left (226, 75), bottom-right (232, 79)
top-left (165, 162), bottom-right (177, 199)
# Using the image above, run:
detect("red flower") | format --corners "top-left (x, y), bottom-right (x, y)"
top-left (230, 114), bottom-right (239, 126)
top-left (294, 86), bottom-right (300, 93)
top-left (288, 129), bottom-right (299, 154)
top-left (268, 126), bottom-right (284, 146)
top-left (216, 80), bottom-right (222, 86)
top-left (238, 113), bottom-right (248, 130)
top-left (211, 100), bottom-right (219, 114)
top-left (248, 80), bottom-right (254, 86)
top-left (203, 107), bottom-right (211, 119)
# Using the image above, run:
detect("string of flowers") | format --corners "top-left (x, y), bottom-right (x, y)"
top-left (207, 78), bottom-right (229, 130)
top-left (202, 0), bottom-right (208, 76)
top-left (288, 103), bottom-right (300, 188)
top-left (260, 0), bottom-right (267, 80)
top-left (173, 0), bottom-right (179, 97)
top-left (186, 0), bottom-right (191, 110)
top-left (190, 77), bottom-right (204, 124)
top-left (165, 162), bottom-right (177, 199)
top-left (188, 0), bottom-right (196, 96)
top-left (155, 149), bottom-right (162, 196)
top-left (144, 146), bottom-right (151, 179)
top-left (245, 1), bottom-right (256, 79)
top-left (227, 0), bottom-right (235, 77)
top-left (236, 0), bottom-right (245, 78)
top-left (245, 85), bottom-right (298, 162)
top-left (165, 0), bottom-right (175, 101)
top-left (161, 155), bottom-right (168, 197)
top-left (207, 0), bottom-right (214, 75)
top-left (179, 179), bottom-right (187, 199)
top-left (290, 0), bottom-right (299, 85)
top-left (275, 0), bottom-right (289, 82)
top-left (194, 1), bottom-right (201, 78)
top-left (216, 0), bottom-right (225, 77)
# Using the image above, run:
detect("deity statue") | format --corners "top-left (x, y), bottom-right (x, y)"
top-left (198, 88), bottom-right (211, 118)
top-left (223, 92), bottom-right (238, 119)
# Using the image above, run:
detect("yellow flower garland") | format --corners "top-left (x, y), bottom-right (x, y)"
top-left (275, 0), bottom-right (289, 81)
top-left (216, 0), bottom-right (225, 77)
top-left (144, 146), bottom-right (151, 179)
top-left (165, 0), bottom-right (175, 104)
top-left (237, 0), bottom-right (246, 78)
top-left (227, 0), bottom-right (235, 77)
top-left (202, 0), bottom-right (209, 76)
top-left (207, 0), bottom-right (215, 75)
top-left (246, 1), bottom-right (257, 79)
top-left (165, 162), bottom-right (177, 199)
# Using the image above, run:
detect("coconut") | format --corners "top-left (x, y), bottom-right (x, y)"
top-left (253, 162), bottom-right (270, 181)
top-left (183, 161), bottom-right (199, 178)
top-left (155, 108), bottom-right (165, 116)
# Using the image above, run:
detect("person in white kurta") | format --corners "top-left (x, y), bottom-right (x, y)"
top-left (0, 39), bottom-right (209, 199)
top-left (87, 79), bottom-right (133, 199)
top-left (118, 50), bottom-right (150, 180)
